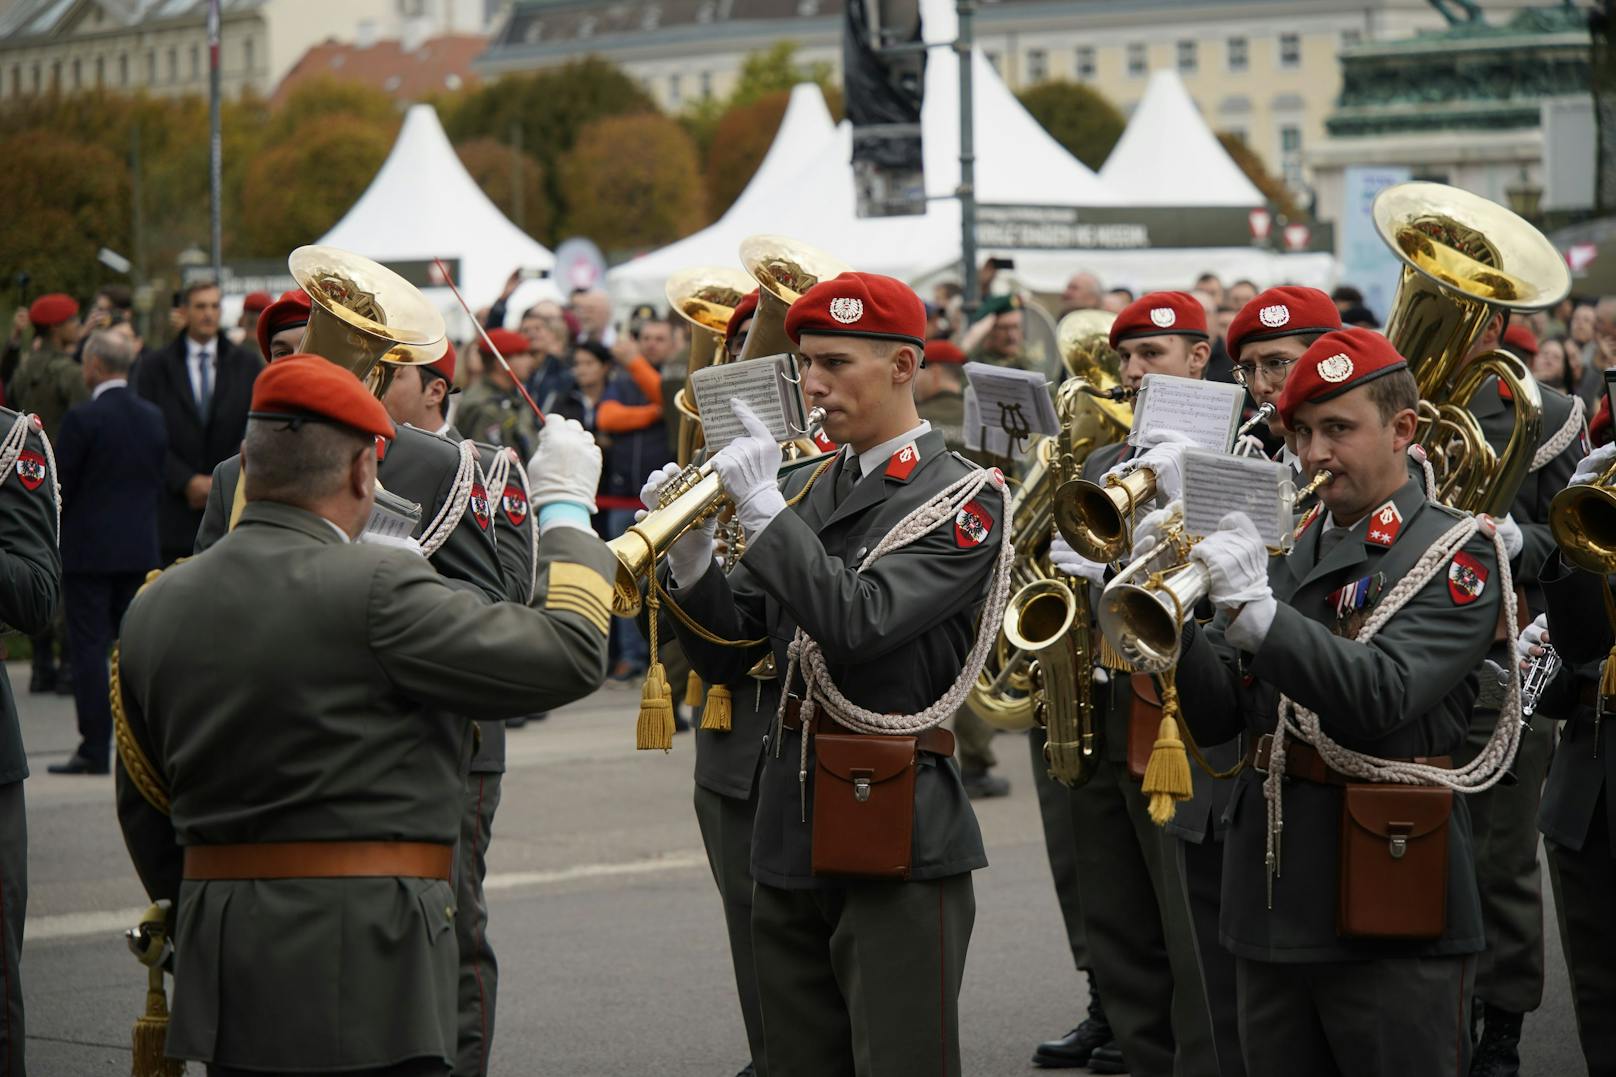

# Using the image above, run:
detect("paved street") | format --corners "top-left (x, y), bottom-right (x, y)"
top-left (16, 663), bottom-right (1587, 1076)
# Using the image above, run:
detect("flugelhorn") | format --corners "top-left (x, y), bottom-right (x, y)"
top-left (289, 245), bottom-right (446, 398)
top-left (737, 235), bottom-right (850, 362)
top-left (666, 267), bottom-right (756, 467)
top-left (1549, 454), bottom-right (1616, 573)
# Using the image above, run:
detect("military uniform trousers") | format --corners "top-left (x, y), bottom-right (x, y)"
top-left (0, 781), bottom-right (24, 1077)
top-left (751, 873), bottom-right (974, 1077)
top-left (951, 704), bottom-right (997, 773)
top-left (1175, 833), bottom-right (1243, 1077)
top-left (453, 767), bottom-right (501, 1077)
top-left (694, 779), bottom-right (767, 1073)
top-left (1029, 727), bottom-right (1091, 975)
top-left (1458, 651), bottom-right (1554, 1014)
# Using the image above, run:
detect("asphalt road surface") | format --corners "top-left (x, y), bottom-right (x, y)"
top-left (17, 667), bottom-right (1588, 1075)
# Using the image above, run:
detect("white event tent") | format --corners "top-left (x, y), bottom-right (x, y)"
top-left (318, 104), bottom-right (557, 322)
top-left (1099, 70), bottom-right (1264, 207)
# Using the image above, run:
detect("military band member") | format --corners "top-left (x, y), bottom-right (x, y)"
top-left (114, 356), bottom-right (613, 1077)
top-left (1225, 287), bottom-right (1343, 470)
top-left (254, 290), bottom-right (312, 363)
top-left (658, 272), bottom-right (1003, 1076)
top-left (1530, 445), bottom-right (1616, 1076)
top-left (455, 329), bottom-right (541, 462)
top-left (0, 406), bottom-right (63, 1077)
top-left (1046, 291), bottom-right (1217, 1077)
top-left (1175, 329), bottom-right (1499, 1076)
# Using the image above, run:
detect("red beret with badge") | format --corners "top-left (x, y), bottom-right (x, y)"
top-left (1276, 327), bottom-right (1409, 427)
top-left (1109, 291), bottom-right (1208, 348)
top-left (482, 327), bottom-right (531, 358)
top-left (923, 339), bottom-right (967, 366)
top-left (427, 339), bottom-right (456, 385)
top-left (1501, 323), bottom-right (1538, 359)
top-left (726, 290), bottom-right (759, 346)
top-left (784, 271), bottom-right (926, 351)
top-left (1226, 286), bottom-right (1342, 360)
top-left (249, 353), bottom-right (396, 440)
top-left (241, 291), bottom-right (273, 314)
top-left (256, 289), bottom-right (312, 359)
top-left (28, 293), bottom-right (79, 328)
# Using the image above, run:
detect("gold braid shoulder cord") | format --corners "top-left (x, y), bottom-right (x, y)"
top-left (111, 566), bottom-right (175, 815)
top-left (1261, 517), bottom-right (1522, 905)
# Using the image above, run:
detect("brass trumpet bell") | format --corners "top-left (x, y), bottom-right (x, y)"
top-left (1054, 468), bottom-right (1156, 563)
top-left (737, 235), bottom-right (850, 362)
top-left (1549, 462), bottom-right (1616, 573)
top-left (605, 465), bottom-right (727, 616)
top-left (289, 245), bottom-right (447, 398)
top-left (1097, 559), bottom-right (1210, 675)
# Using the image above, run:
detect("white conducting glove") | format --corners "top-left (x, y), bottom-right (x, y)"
top-left (1130, 500), bottom-right (1183, 562)
top-left (1190, 512), bottom-right (1275, 651)
top-left (711, 400), bottom-right (785, 536)
top-left (1105, 429), bottom-right (1195, 502)
top-left (1050, 532), bottom-right (1107, 585)
top-left (1493, 513), bottom-right (1524, 561)
top-left (634, 463), bottom-right (718, 587)
top-left (1515, 613), bottom-right (1549, 670)
top-left (1570, 442), bottom-right (1616, 487)
top-left (527, 418), bottom-right (601, 514)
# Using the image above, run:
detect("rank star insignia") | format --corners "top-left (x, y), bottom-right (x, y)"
top-left (469, 482), bottom-right (491, 530)
top-left (954, 499), bottom-right (992, 548)
top-left (1149, 307), bottom-right (1176, 328)
top-left (501, 484), bottom-right (528, 527)
top-left (13, 450), bottom-right (45, 491)
top-left (829, 297), bottom-right (863, 324)
top-left (1364, 499), bottom-right (1402, 547)
top-left (1259, 304), bottom-right (1290, 328)
top-left (1448, 551), bottom-right (1488, 605)
top-left (885, 441), bottom-right (920, 480)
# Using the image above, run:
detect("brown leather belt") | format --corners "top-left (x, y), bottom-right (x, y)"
top-left (183, 841), bottom-right (454, 881)
top-left (781, 698), bottom-right (955, 757)
top-left (1246, 734), bottom-right (1451, 786)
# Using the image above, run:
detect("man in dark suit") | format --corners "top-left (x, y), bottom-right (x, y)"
top-left (131, 280), bottom-right (263, 565)
top-left (49, 329), bottom-right (166, 775)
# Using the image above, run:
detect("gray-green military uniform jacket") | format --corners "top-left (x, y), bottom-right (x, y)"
top-left (668, 428), bottom-right (997, 888)
top-left (455, 381), bottom-right (540, 462)
top-left (1176, 478), bottom-right (1496, 962)
top-left (115, 501), bottom-right (614, 1072)
top-left (10, 346), bottom-right (86, 444)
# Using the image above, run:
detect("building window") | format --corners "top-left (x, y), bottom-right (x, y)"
top-left (146, 50), bottom-right (155, 84)
top-left (243, 36), bottom-right (255, 73)
top-left (1127, 42), bottom-right (1146, 77)
top-left (699, 70), bottom-right (712, 99)
top-left (9, 67), bottom-right (17, 96)
top-left (1279, 33), bottom-right (1300, 68)
top-left (119, 53), bottom-right (128, 85)
top-left (1176, 40), bottom-right (1196, 74)
top-left (71, 57), bottom-right (80, 88)
top-left (51, 60), bottom-right (61, 89)
top-left (1227, 36), bottom-right (1247, 72)
top-left (1075, 45), bottom-right (1095, 80)
top-left (668, 73), bottom-right (681, 104)
top-left (167, 47), bottom-right (176, 83)
top-left (1341, 28), bottom-right (1361, 49)
top-left (95, 55), bottom-right (104, 86)
top-left (190, 44), bottom-right (199, 79)
top-left (31, 62), bottom-right (40, 92)
top-left (1279, 123), bottom-right (1303, 188)
top-left (1026, 48), bottom-right (1047, 83)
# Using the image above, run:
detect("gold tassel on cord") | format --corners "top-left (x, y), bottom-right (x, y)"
top-left (1143, 670), bottom-right (1193, 826)
top-left (685, 670), bottom-right (704, 708)
top-left (700, 683), bottom-right (733, 731)
top-left (132, 964), bottom-right (184, 1077)
top-left (636, 543), bottom-right (675, 751)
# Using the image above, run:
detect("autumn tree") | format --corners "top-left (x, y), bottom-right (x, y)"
top-left (238, 114), bottom-right (394, 256)
top-left (1216, 132), bottom-right (1302, 218)
top-left (702, 89), bottom-right (791, 220)
top-left (683, 41), bottom-right (840, 156)
top-left (456, 137), bottom-right (553, 241)
top-left (559, 113), bottom-right (706, 255)
top-left (0, 130), bottom-right (131, 299)
top-left (1016, 80), bottom-right (1125, 171)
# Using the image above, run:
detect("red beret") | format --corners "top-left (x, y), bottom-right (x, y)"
top-left (241, 291), bottom-right (273, 314)
top-left (29, 293), bottom-right (78, 328)
top-left (257, 289), bottom-right (312, 359)
top-left (1502, 323), bottom-right (1538, 358)
top-left (1226, 286), bottom-right (1342, 360)
top-left (726, 290), bottom-right (759, 345)
top-left (1109, 292), bottom-right (1208, 348)
top-left (784, 272), bottom-right (926, 351)
top-left (923, 339), bottom-right (967, 366)
top-left (1277, 328), bottom-right (1409, 427)
top-left (250, 353), bottom-right (396, 440)
top-left (482, 328), bottom-right (531, 358)
top-left (428, 339), bottom-right (456, 384)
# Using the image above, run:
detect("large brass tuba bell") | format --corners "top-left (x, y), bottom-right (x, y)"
top-left (666, 266), bottom-right (757, 466)
top-left (737, 235), bottom-right (850, 362)
top-left (1049, 310), bottom-right (1144, 562)
top-left (1373, 182), bottom-right (1569, 516)
top-left (289, 245), bottom-right (447, 398)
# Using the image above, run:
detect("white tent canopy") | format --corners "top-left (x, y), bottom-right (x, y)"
top-left (319, 104), bottom-right (555, 313)
top-left (1099, 70), bottom-right (1264, 207)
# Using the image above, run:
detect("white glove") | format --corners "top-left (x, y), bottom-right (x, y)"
top-left (1050, 532), bottom-right (1106, 585)
top-left (1494, 514), bottom-right (1524, 561)
top-left (358, 530), bottom-right (424, 556)
top-left (527, 418), bottom-right (601, 513)
top-left (1130, 501), bottom-right (1182, 562)
top-left (1105, 429), bottom-right (1195, 502)
top-left (1570, 442), bottom-right (1616, 487)
top-left (711, 400), bottom-right (785, 536)
top-left (635, 463), bottom-right (718, 587)
top-left (1515, 612), bottom-right (1549, 670)
top-left (1190, 512), bottom-right (1275, 651)
top-left (640, 461), bottom-right (684, 512)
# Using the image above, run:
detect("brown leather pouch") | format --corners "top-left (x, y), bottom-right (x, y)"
top-left (1127, 673), bottom-right (1161, 781)
top-left (1338, 783), bottom-right (1452, 939)
top-left (811, 733), bottom-right (917, 880)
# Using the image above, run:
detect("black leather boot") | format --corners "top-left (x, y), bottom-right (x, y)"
top-left (1469, 1004), bottom-right (1523, 1077)
top-left (1032, 972), bottom-right (1114, 1068)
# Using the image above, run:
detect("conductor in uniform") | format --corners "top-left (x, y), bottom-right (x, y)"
top-left (1174, 329), bottom-right (1501, 1075)
top-left (658, 272), bottom-right (1004, 1076)
top-left (113, 355), bottom-right (615, 1077)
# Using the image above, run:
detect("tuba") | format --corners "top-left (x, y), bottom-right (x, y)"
top-left (666, 266), bottom-right (756, 467)
top-left (736, 235), bottom-right (850, 363)
top-left (1373, 182), bottom-right (1569, 516)
top-left (289, 245), bottom-right (447, 399)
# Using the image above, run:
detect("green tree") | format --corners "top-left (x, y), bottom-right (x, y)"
top-left (1015, 80), bottom-right (1125, 171)
top-left (0, 130), bottom-right (131, 299)
top-left (455, 137), bottom-right (553, 242)
top-left (702, 89), bottom-right (791, 220)
top-left (238, 113), bottom-right (393, 257)
top-left (261, 78), bottom-right (399, 146)
top-left (559, 113), bottom-right (706, 255)
top-left (1216, 132), bottom-right (1302, 218)
top-left (683, 41), bottom-right (839, 156)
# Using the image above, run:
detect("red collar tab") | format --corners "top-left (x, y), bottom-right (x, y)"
top-left (1293, 503), bottom-right (1322, 542)
top-left (375, 435), bottom-right (388, 462)
top-left (1365, 500), bottom-right (1403, 547)
top-left (885, 441), bottom-right (921, 481)
top-left (813, 430), bottom-right (837, 453)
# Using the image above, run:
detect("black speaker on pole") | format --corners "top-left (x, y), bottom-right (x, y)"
top-left (845, 0), bottom-right (927, 217)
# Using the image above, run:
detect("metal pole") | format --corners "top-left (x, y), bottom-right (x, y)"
top-left (207, 0), bottom-right (222, 280)
top-left (956, 0), bottom-right (978, 311)
top-left (511, 120), bottom-right (525, 232)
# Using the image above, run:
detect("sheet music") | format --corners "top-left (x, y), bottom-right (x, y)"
top-left (689, 354), bottom-right (808, 448)
top-left (962, 386), bottom-right (1013, 457)
top-left (962, 362), bottom-right (1059, 439)
top-left (365, 487), bottom-right (423, 541)
top-left (1181, 448), bottom-right (1291, 548)
top-left (1128, 374), bottom-right (1245, 452)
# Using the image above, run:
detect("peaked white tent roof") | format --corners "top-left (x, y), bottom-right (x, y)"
top-left (1099, 70), bottom-right (1264, 207)
top-left (319, 104), bottom-right (555, 309)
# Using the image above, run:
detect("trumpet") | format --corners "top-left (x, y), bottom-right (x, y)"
top-left (606, 407), bottom-right (827, 616)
